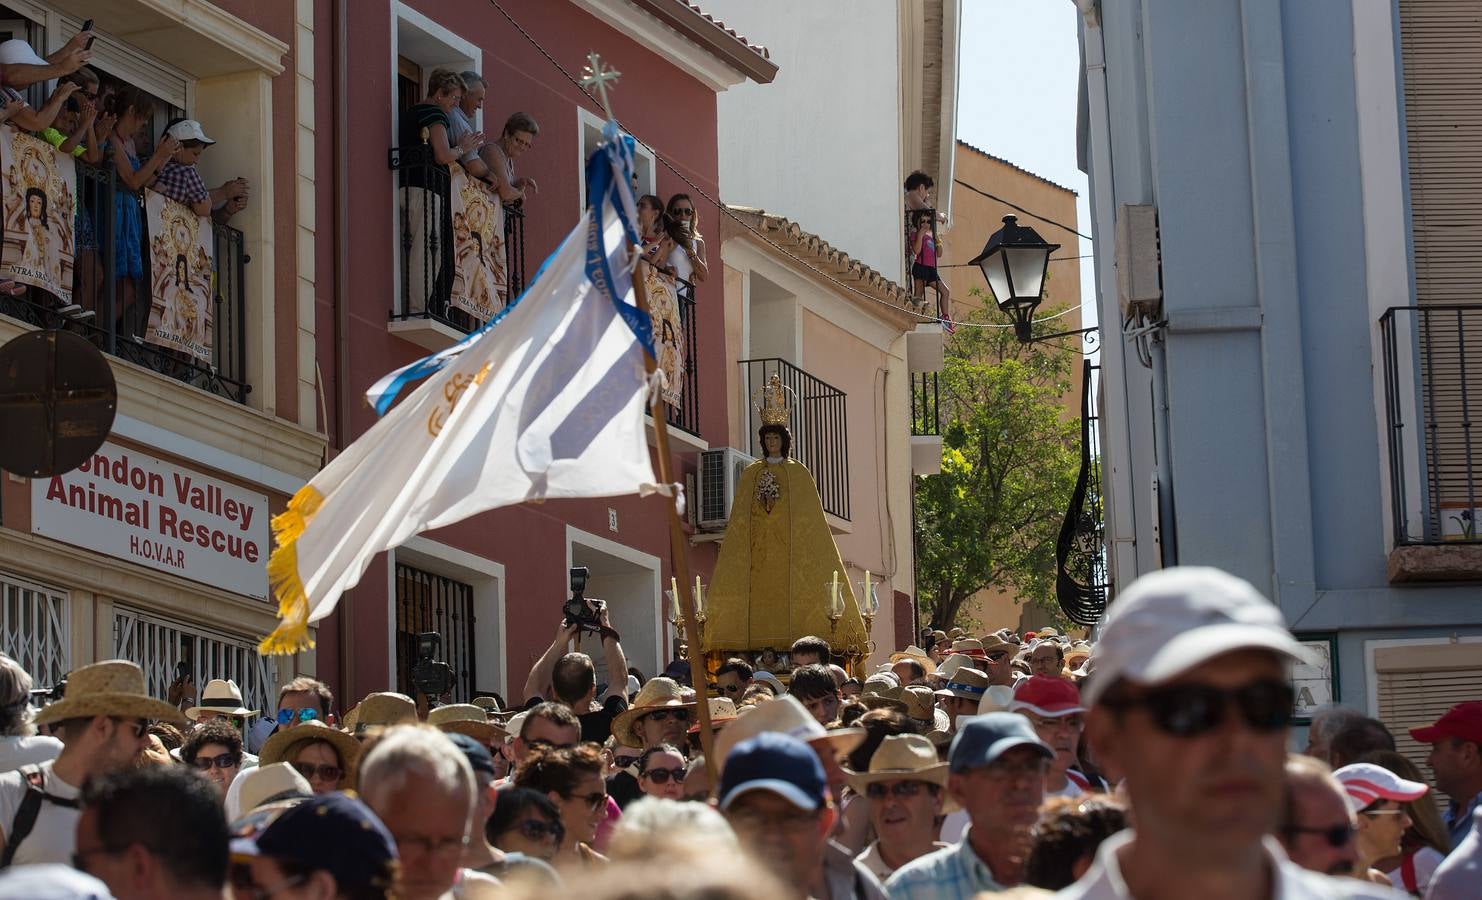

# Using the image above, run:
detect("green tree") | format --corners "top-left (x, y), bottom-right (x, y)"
top-left (914, 295), bottom-right (1081, 632)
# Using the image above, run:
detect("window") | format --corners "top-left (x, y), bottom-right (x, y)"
top-left (395, 563), bottom-right (477, 703)
top-left (112, 605), bottom-right (279, 715)
top-left (1373, 639), bottom-right (1482, 810)
top-left (578, 107), bottom-right (655, 217)
top-left (0, 571), bottom-right (69, 690)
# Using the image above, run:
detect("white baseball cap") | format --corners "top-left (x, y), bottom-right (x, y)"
top-left (0, 39), bottom-right (47, 67)
top-left (165, 119), bottom-right (215, 145)
top-left (1332, 762), bottom-right (1429, 813)
top-left (1082, 566), bottom-right (1311, 707)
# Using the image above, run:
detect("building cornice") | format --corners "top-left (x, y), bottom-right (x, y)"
top-left (570, 0), bottom-right (777, 91)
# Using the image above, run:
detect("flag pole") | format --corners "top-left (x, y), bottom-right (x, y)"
top-left (630, 253), bottom-right (717, 782)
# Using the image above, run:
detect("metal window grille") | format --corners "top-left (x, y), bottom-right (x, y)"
top-left (394, 563), bottom-right (476, 703)
top-left (0, 572), bottom-right (70, 689)
top-left (739, 358), bottom-right (850, 520)
top-left (112, 606), bottom-right (279, 714)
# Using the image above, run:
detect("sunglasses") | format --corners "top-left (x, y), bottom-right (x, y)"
top-left (864, 781), bottom-right (938, 800)
top-left (514, 818), bottom-right (564, 843)
top-left (563, 790), bottom-right (608, 812)
top-left (292, 761), bottom-right (343, 783)
top-left (643, 709), bottom-right (690, 723)
top-left (671, 208), bottom-right (694, 217)
top-left (192, 752), bottom-right (241, 770)
top-left (1362, 808), bottom-right (1406, 818)
top-left (1282, 822), bottom-right (1355, 848)
top-left (112, 717), bottom-right (149, 738)
top-left (719, 684), bottom-right (744, 695)
top-left (985, 652), bottom-right (1009, 663)
top-left (641, 766), bottom-right (687, 785)
top-left (276, 707), bottom-right (319, 726)
top-left (1103, 679), bottom-right (1293, 737)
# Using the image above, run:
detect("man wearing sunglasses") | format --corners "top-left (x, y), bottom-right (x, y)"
top-left (1276, 755), bottom-right (1360, 877)
top-left (717, 657), bottom-right (756, 700)
top-left (246, 675), bottom-right (333, 755)
top-left (1060, 567), bottom-right (1400, 899)
top-left (847, 734), bottom-right (950, 882)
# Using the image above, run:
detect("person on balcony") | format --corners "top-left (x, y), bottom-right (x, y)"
top-left (150, 118), bottom-right (249, 225)
top-left (105, 86), bottom-right (179, 339)
top-left (448, 71), bottom-right (493, 182)
top-left (0, 76), bottom-right (80, 135)
top-left (911, 209), bottom-right (953, 333)
top-left (0, 32), bottom-right (90, 90)
top-left (904, 170), bottom-right (947, 224)
top-left (664, 194), bottom-right (707, 285)
top-left (35, 69), bottom-right (110, 319)
top-left (400, 68), bottom-right (482, 316)
top-left (483, 111), bottom-right (539, 205)
top-left (636, 194), bottom-right (669, 264)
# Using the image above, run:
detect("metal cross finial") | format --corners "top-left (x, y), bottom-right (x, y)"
top-left (580, 50), bottom-right (621, 119)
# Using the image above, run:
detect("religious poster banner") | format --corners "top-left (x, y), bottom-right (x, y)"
top-left (642, 263), bottom-right (685, 407)
top-left (0, 126), bottom-right (76, 302)
top-left (450, 162), bottom-right (508, 322)
top-left (144, 189), bottom-right (214, 363)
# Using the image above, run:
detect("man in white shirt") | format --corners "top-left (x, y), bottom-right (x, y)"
top-left (1056, 567), bottom-right (1404, 899)
top-left (1010, 675), bottom-right (1091, 799)
top-left (848, 734), bottom-right (949, 882)
top-left (0, 660), bottom-right (186, 868)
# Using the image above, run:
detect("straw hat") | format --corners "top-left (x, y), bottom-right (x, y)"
top-left (844, 734), bottom-right (956, 811)
top-left (33, 660), bottom-right (186, 725)
top-left (612, 678), bottom-right (696, 748)
top-left (260, 720), bottom-right (362, 785)
top-left (935, 654), bottom-right (979, 682)
top-left (185, 679), bottom-right (257, 721)
top-left (470, 696), bottom-right (510, 722)
top-left (859, 674), bottom-right (907, 712)
top-left (950, 638), bottom-right (989, 660)
top-left (900, 685), bottom-right (952, 743)
top-left (712, 695), bottom-right (864, 774)
top-left (689, 697), bottom-right (739, 734)
top-left (238, 762), bottom-right (312, 813)
top-left (888, 646), bottom-right (938, 676)
top-left (1064, 641), bottom-right (1092, 666)
top-left (428, 704), bottom-right (508, 743)
top-left (348, 692), bottom-right (417, 735)
top-left (934, 667), bottom-right (990, 703)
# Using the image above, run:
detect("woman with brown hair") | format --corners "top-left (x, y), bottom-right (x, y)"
top-left (105, 85), bottom-right (177, 337)
top-left (663, 193), bottom-right (707, 284)
top-left (513, 743), bottom-right (609, 865)
top-left (1356, 750), bottom-right (1450, 895)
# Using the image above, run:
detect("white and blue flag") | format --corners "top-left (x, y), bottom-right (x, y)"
top-left (261, 122), bottom-right (665, 653)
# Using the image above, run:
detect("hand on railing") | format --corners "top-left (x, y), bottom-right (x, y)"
top-left (457, 130), bottom-right (485, 155)
top-left (513, 175), bottom-right (538, 195)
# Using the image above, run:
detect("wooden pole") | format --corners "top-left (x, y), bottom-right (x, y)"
top-left (629, 252), bottom-right (718, 782)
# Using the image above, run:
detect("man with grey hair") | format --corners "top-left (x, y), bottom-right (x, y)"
top-left (1303, 705), bottom-right (1363, 762)
top-left (1276, 754), bottom-right (1359, 877)
top-left (359, 725), bottom-right (500, 899)
top-left (0, 654), bottom-right (60, 773)
top-left (446, 70), bottom-right (490, 180)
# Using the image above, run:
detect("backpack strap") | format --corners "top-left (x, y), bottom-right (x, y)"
top-left (1, 766), bottom-right (51, 869)
top-left (1400, 851), bottom-right (1418, 894)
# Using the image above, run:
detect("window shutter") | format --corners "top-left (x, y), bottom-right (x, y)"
top-left (1374, 642), bottom-right (1482, 811)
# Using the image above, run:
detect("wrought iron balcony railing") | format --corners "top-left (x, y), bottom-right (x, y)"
top-left (1380, 305), bottom-right (1482, 544)
top-left (738, 357), bottom-right (850, 520)
top-left (662, 279), bottom-right (701, 437)
top-left (389, 144), bottom-right (526, 334)
top-left (0, 159), bottom-right (250, 403)
top-left (1056, 359), bottom-right (1109, 625)
top-left (911, 370), bottom-right (940, 436)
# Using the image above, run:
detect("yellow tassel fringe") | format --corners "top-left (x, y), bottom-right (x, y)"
top-left (258, 485), bottom-right (326, 656)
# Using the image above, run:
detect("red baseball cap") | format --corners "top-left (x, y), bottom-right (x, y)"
top-left (1409, 701), bottom-right (1482, 744)
top-left (1009, 675), bottom-right (1086, 718)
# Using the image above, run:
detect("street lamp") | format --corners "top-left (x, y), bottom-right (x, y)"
top-left (970, 215), bottom-right (1059, 342)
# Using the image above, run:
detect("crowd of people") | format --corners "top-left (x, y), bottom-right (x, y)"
top-left (0, 566), bottom-right (1476, 898)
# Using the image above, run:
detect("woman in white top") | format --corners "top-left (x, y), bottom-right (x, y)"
top-left (0, 654), bottom-right (61, 773)
top-left (663, 194), bottom-right (708, 284)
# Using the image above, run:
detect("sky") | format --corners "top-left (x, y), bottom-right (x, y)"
top-left (954, 0), bottom-right (1097, 333)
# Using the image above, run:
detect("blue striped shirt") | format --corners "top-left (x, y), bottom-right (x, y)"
top-left (884, 830), bottom-right (1005, 900)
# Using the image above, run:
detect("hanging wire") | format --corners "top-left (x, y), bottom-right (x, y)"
top-left (484, 0), bottom-right (1095, 333)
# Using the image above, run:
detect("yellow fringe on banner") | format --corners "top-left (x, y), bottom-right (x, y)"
top-left (258, 485), bottom-right (326, 655)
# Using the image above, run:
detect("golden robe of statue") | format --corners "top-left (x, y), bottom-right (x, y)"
top-left (704, 434), bottom-right (869, 656)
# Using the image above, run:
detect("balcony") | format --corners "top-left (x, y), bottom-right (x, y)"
top-left (0, 160), bottom-right (250, 404)
top-left (388, 145), bottom-right (526, 350)
top-left (911, 371), bottom-right (940, 436)
top-left (1380, 305), bottom-right (1482, 582)
top-left (902, 205), bottom-right (940, 309)
top-left (656, 279), bottom-right (701, 438)
top-left (738, 358), bottom-right (849, 520)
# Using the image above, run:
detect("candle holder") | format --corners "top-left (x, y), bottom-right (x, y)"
top-left (826, 570), bottom-right (844, 646)
top-left (666, 578), bottom-right (708, 648)
top-left (858, 572), bottom-right (881, 655)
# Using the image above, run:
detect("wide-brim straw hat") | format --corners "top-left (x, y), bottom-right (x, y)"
top-left (260, 719), bottom-right (363, 784)
top-left (349, 692), bottom-right (417, 735)
top-left (34, 660), bottom-right (186, 726)
top-left (844, 734), bottom-right (957, 811)
top-left (428, 703), bottom-right (508, 742)
top-left (1064, 642), bottom-right (1093, 665)
top-left (935, 654), bottom-right (979, 682)
top-left (186, 678), bottom-right (258, 721)
top-left (470, 696), bottom-right (511, 723)
top-left (612, 677), bottom-right (696, 748)
top-left (689, 697), bottom-right (739, 734)
top-left (934, 667), bottom-right (990, 702)
top-left (860, 683), bottom-right (908, 713)
top-left (888, 646), bottom-right (938, 676)
top-left (238, 762), bottom-right (312, 813)
top-left (712, 695), bottom-right (863, 774)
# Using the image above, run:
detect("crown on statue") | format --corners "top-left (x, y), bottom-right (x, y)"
top-left (753, 374), bottom-right (794, 427)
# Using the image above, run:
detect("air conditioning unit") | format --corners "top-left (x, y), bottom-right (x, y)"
top-left (696, 448), bottom-right (754, 530)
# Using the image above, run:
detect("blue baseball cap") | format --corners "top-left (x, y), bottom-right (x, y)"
top-left (718, 731), bottom-right (827, 811)
top-left (230, 793), bottom-right (397, 892)
top-left (446, 731), bottom-right (496, 777)
top-left (948, 712), bottom-right (1053, 774)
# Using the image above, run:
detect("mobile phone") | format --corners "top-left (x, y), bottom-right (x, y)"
top-left (81, 19), bottom-right (93, 32)
top-left (84, 35), bottom-right (95, 50)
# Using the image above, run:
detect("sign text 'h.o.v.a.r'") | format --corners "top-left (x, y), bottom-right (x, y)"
top-left (31, 442), bottom-right (270, 599)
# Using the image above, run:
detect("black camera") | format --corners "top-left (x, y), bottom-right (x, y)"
top-left (562, 566), bottom-right (604, 634)
top-left (411, 631), bottom-right (455, 698)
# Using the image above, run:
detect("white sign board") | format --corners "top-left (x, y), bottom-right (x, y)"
top-left (1292, 639), bottom-right (1335, 720)
top-left (32, 442), bottom-right (270, 599)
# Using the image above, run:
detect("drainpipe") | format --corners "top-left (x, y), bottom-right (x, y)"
top-left (333, 0), bottom-right (355, 702)
top-left (1147, 331), bottom-right (1178, 566)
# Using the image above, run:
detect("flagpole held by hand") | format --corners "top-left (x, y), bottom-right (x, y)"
top-left (631, 249), bottom-right (717, 784)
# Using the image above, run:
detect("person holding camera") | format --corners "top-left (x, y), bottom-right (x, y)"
top-left (521, 570), bottom-right (629, 746)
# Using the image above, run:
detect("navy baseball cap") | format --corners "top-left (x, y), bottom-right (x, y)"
top-left (948, 712), bottom-right (1053, 774)
top-left (447, 731), bottom-right (496, 777)
top-left (230, 793), bottom-right (397, 892)
top-left (718, 731), bottom-right (827, 811)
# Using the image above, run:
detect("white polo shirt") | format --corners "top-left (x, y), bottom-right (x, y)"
top-left (1056, 830), bottom-right (1407, 899)
top-left (0, 760), bottom-right (81, 867)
